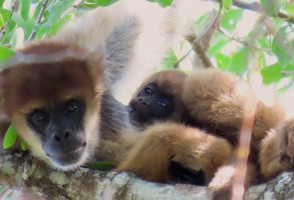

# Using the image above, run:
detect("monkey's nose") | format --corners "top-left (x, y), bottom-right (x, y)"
top-left (138, 97), bottom-right (148, 106)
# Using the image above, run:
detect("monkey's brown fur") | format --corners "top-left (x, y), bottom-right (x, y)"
top-left (182, 68), bottom-right (290, 183)
top-left (117, 123), bottom-right (233, 183)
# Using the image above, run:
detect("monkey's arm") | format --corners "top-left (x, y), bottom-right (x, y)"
top-left (116, 123), bottom-right (233, 184)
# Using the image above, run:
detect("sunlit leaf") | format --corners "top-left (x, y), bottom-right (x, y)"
top-left (229, 48), bottom-right (249, 76)
top-left (261, 62), bottom-right (283, 84)
top-left (161, 48), bottom-right (177, 69)
top-left (0, 8), bottom-right (11, 28)
top-left (12, 13), bottom-right (36, 39)
top-left (21, 139), bottom-right (29, 151)
top-left (285, 3), bottom-right (294, 16)
top-left (157, 0), bottom-right (173, 7)
top-left (222, 0), bottom-right (232, 10)
top-left (0, 46), bottom-right (15, 61)
top-left (215, 53), bottom-right (231, 70)
top-left (93, 0), bottom-right (118, 6)
top-left (220, 9), bottom-right (243, 32)
top-left (0, 0), bottom-right (4, 7)
top-left (20, 0), bottom-right (32, 21)
top-left (32, 1), bottom-right (43, 20)
top-left (272, 26), bottom-right (294, 67)
top-left (84, 162), bottom-right (115, 171)
top-left (260, 0), bottom-right (280, 16)
top-left (3, 125), bottom-right (18, 149)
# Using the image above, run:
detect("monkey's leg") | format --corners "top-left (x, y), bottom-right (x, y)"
top-left (259, 119), bottom-right (294, 180)
top-left (116, 123), bottom-right (233, 184)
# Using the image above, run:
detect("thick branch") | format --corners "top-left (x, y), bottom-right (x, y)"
top-left (1, 151), bottom-right (294, 199)
top-left (208, 0), bottom-right (294, 24)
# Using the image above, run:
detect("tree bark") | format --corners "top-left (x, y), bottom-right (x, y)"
top-left (1, 150), bottom-right (294, 199)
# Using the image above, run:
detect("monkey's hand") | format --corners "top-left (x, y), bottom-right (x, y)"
top-left (260, 119), bottom-right (294, 180)
top-left (116, 123), bottom-right (233, 184)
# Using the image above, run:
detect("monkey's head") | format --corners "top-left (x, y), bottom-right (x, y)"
top-left (0, 41), bottom-right (105, 170)
top-left (129, 70), bottom-right (188, 127)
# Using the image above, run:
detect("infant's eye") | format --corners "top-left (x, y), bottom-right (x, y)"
top-left (157, 100), bottom-right (167, 111)
top-left (144, 86), bottom-right (153, 95)
top-left (32, 111), bottom-right (47, 123)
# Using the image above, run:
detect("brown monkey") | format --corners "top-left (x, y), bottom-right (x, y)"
top-left (182, 68), bottom-right (289, 185)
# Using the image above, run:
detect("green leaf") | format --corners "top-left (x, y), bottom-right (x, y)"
top-left (260, 0), bottom-right (280, 16)
top-left (32, 1), bottom-right (43, 20)
top-left (161, 48), bottom-right (177, 69)
top-left (80, 0), bottom-right (100, 9)
top-left (21, 139), bottom-right (29, 151)
top-left (46, 0), bottom-right (75, 25)
top-left (93, 0), bottom-right (118, 6)
top-left (46, 15), bottom-right (73, 38)
top-left (0, 46), bottom-right (15, 61)
top-left (84, 162), bottom-right (115, 171)
top-left (220, 9), bottom-right (243, 32)
top-left (12, 13), bottom-right (36, 39)
top-left (208, 37), bottom-right (230, 57)
top-left (0, 0), bottom-right (4, 7)
top-left (215, 53), bottom-right (231, 70)
top-left (261, 62), bottom-right (283, 84)
top-left (222, 0), bottom-right (232, 10)
top-left (285, 3), bottom-right (294, 16)
top-left (0, 8), bottom-right (11, 28)
top-left (229, 48), bottom-right (249, 76)
top-left (272, 26), bottom-right (294, 67)
top-left (157, 0), bottom-right (173, 7)
top-left (20, 0), bottom-right (32, 21)
top-left (3, 125), bottom-right (18, 149)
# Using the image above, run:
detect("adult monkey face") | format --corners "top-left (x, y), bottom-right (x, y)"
top-left (129, 70), bottom-right (188, 126)
top-left (0, 41), bottom-right (105, 170)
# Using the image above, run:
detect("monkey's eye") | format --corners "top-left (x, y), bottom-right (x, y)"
top-left (64, 100), bottom-right (80, 113)
top-left (157, 100), bottom-right (167, 111)
top-left (144, 86), bottom-right (153, 95)
top-left (32, 111), bottom-right (47, 123)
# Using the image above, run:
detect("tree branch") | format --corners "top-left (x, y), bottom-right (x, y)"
top-left (207, 0), bottom-right (294, 24)
top-left (173, 4), bottom-right (221, 69)
top-left (2, 150), bottom-right (294, 199)
top-left (28, 0), bottom-right (50, 41)
top-left (61, 0), bottom-right (87, 18)
top-left (0, 0), bottom-right (19, 42)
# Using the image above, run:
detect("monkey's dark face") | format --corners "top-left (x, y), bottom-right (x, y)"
top-left (26, 99), bottom-right (86, 167)
top-left (129, 83), bottom-right (174, 125)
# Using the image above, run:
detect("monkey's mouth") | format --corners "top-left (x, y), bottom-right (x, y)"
top-left (129, 107), bottom-right (149, 124)
top-left (47, 143), bottom-right (86, 166)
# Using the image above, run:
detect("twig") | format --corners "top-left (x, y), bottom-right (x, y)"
top-left (207, 0), bottom-right (294, 24)
top-left (218, 26), bottom-right (271, 52)
top-left (27, 0), bottom-right (50, 41)
top-left (61, 0), bottom-right (86, 18)
top-left (173, 4), bottom-right (222, 68)
top-left (0, 0), bottom-right (19, 42)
